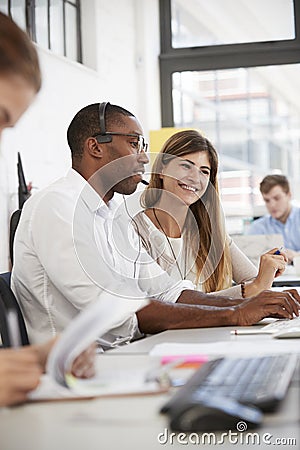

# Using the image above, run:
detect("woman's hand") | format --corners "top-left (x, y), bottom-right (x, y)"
top-left (0, 340), bottom-right (96, 407)
top-left (243, 248), bottom-right (287, 297)
top-left (70, 343), bottom-right (97, 379)
top-left (34, 337), bottom-right (96, 379)
top-left (0, 347), bottom-right (42, 406)
top-left (33, 337), bottom-right (59, 372)
top-left (32, 336), bottom-right (97, 378)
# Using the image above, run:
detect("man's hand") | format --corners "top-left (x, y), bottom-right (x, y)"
top-left (234, 290), bottom-right (300, 326)
top-left (0, 347), bottom-right (42, 407)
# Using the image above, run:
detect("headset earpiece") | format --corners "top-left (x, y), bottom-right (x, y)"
top-left (96, 102), bottom-right (112, 144)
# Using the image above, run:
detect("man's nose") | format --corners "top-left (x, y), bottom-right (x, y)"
top-left (138, 150), bottom-right (149, 165)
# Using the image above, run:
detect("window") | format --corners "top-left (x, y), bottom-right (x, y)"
top-left (159, 0), bottom-right (300, 226)
top-left (171, 0), bottom-right (295, 48)
top-left (0, 0), bottom-right (82, 63)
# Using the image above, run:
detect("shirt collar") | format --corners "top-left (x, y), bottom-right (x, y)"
top-left (96, 197), bottom-right (120, 219)
top-left (287, 206), bottom-right (296, 221)
top-left (66, 168), bottom-right (120, 217)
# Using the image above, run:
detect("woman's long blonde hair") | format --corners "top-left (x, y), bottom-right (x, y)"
top-left (141, 130), bottom-right (232, 292)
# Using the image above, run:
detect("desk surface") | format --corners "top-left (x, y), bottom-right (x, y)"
top-left (108, 323), bottom-right (280, 354)
top-left (1, 329), bottom-right (299, 450)
top-left (110, 327), bottom-right (236, 354)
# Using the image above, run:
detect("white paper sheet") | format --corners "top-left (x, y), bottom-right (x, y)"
top-left (46, 292), bottom-right (147, 386)
top-left (29, 367), bottom-right (160, 401)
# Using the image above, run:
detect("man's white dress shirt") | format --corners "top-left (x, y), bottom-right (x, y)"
top-left (12, 169), bottom-right (193, 344)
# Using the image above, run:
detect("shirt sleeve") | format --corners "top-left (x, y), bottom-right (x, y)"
top-left (205, 238), bottom-right (257, 298)
top-left (229, 238), bottom-right (258, 283)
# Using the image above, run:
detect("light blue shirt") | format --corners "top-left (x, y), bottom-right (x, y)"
top-left (247, 206), bottom-right (300, 251)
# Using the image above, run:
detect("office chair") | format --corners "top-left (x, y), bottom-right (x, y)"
top-left (17, 152), bottom-right (31, 209)
top-left (0, 300), bottom-right (10, 347)
top-left (0, 272), bottom-right (11, 287)
top-left (0, 276), bottom-right (29, 347)
top-left (9, 209), bottom-right (22, 266)
top-left (8, 152), bottom-right (30, 266)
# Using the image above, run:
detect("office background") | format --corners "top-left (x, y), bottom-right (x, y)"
top-left (0, 0), bottom-right (300, 272)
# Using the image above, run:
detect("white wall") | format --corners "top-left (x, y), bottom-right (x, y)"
top-left (0, 0), bottom-right (160, 271)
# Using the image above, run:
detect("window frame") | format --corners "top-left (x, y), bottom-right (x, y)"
top-left (3, 0), bottom-right (82, 63)
top-left (159, 0), bottom-right (300, 126)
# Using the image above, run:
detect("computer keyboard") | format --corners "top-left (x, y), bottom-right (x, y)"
top-left (261, 317), bottom-right (300, 338)
top-left (161, 354), bottom-right (298, 418)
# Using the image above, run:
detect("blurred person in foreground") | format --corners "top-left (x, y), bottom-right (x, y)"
top-left (0, 12), bottom-right (95, 407)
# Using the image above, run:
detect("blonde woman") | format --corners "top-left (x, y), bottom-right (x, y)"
top-left (135, 130), bottom-right (287, 298)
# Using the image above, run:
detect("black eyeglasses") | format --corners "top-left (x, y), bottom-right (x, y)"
top-left (93, 132), bottom-right (148, 153)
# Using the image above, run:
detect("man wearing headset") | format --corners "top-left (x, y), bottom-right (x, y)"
top-left (12, 102), bottom-right (300, 346)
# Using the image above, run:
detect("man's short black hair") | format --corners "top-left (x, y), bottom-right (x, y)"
top-left (67, 103), bottom-right (135, 162)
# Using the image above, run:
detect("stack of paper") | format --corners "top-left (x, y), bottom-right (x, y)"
top-left (29, 293), bottom-right (164, 401)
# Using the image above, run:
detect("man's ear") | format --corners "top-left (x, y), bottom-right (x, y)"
top-left (86, 137), bottom-right (103, 158)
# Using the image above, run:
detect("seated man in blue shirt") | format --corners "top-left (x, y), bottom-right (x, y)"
top-left (248, 175), bottom-right (300, 264)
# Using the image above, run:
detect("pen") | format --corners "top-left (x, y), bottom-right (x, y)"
top-left (274, 246), bottom-right (284, 255)
top-left (231, 329), bottom-right (271, 335)
top-left (6, 309), bottom-right (21, 348)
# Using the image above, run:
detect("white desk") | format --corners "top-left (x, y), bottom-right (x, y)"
top-left (1, 329), bottom-right (299, 450)
top-left (109, 327), bottom-right (239, 354)
top-left (108, 323), bottom-right (289, 354)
